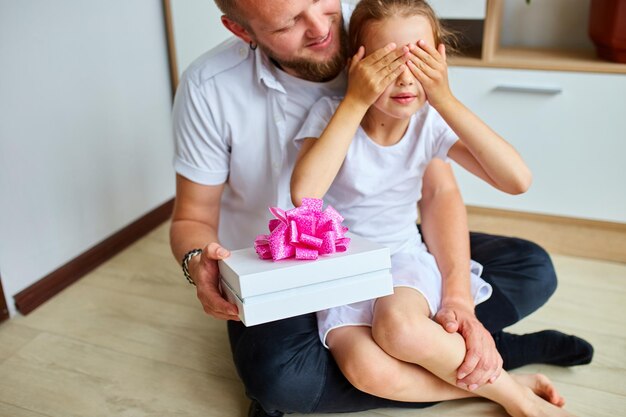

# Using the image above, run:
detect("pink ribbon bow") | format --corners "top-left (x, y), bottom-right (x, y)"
top-left (254, 198), bottom-right (350, 261)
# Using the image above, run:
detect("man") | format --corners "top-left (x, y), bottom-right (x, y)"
top-left (169, 1), bottom-right (593, 416)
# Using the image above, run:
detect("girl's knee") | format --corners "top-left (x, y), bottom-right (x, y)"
top-left (372, 308), bottom-right (433, 361)
top-left (339, 350), bottom-right (403, 397)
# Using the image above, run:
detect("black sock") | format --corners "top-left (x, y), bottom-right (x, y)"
top-left (494, 330), bottom-right (594, 370)
top-left (248, 400), bottom-right (284, 417)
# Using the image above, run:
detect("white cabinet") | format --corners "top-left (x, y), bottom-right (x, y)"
top-left (449, 66), bottom-right (626, 223)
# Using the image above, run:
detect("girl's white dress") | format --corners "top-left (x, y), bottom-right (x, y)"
top-left (295, 97), bottom-right (492, 348)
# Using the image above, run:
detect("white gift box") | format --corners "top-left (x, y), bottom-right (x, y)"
top-left (218, 234), bottom-right (392, 326)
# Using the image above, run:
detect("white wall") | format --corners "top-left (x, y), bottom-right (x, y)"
top-left (0, 1), bottom-right (175, 316)
top-left (169, 0), bottom-right (232, 78)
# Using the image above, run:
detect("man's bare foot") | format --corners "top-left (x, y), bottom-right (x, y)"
top-left (511, 373), bottom-right (565, 407)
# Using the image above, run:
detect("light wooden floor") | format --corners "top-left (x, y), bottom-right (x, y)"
top-left (1, 223), bottom-right (625, 417)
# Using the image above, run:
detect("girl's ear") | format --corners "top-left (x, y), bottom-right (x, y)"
top-left (221, 15), bottom-right (254, 44)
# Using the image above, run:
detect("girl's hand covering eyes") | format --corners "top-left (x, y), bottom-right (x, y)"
top-left (407, 40), bottom-right (454, 109)
top-left (345, 42), bottom-right (409, 109)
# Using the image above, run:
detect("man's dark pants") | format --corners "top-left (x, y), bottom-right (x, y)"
top-left (227, 231), bottom-right (558, 414)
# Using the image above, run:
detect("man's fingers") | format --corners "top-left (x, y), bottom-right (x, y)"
top-left (457, 321), bottom-right (502, 389)
top-left (457, 326), bottom-right (486, 379)
top-left (459, 354), bottom-right (500, 388)
top-left (456, 349), bottom-right (480, 380)
top-left (459, 363), bottom-right (492, 389)
top-left (445, 321), bottom-right (459, 333)
top-left (207, 309), bottom-right (240, 321)
top-left (199, 285), bottom-right (239, 317)
top-left (435, 310), bottom-right (458, 333)
top-left (191, 250), bottom-right (239, 321)
top-left (488, 356), bottom-right (504, 383)
top-left (488, 370), bottom-right (501, 384)
top-left (205, 242), bottom-right (230, 260)
top-left (211, 312), bottom-right (241, 321)
top-left (215, 312), bottom-right (241, 321)
top-left (206, 298), bottom-right (240, 321)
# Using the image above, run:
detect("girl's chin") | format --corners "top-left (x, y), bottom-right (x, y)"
top-left (386, 107), bottom-right (421, 119)
top-left (371, 102), bottom-right (424, 119)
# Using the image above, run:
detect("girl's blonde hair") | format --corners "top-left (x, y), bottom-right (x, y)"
top-left (348, 0), bottom-right (457, 56)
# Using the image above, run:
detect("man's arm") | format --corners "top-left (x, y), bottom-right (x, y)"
top-left (419, 160), bottom-right (502, 390)
top-left (170, 174), bottom-right (239, 321)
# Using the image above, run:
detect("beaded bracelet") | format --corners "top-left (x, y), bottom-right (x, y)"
top-left (181, 248), bottom-right (203, 286)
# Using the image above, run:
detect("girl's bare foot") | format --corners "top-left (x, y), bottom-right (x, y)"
top-left (515, 386), bottom-right (577, 417)
top-left (511, 373), bottom-right (565, 407)
top-left (505, 374), bottom-right (577, 417)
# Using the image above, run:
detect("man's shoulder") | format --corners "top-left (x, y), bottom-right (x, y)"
top-left (182, 37), bottom-right (253, 87)
top-left (311, 95), bottom-right (344, 114)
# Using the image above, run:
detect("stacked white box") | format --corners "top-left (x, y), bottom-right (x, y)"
top-left (218, 234), bottom-right (392, 326)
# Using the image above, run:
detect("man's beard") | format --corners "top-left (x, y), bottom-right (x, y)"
top-left (258, 23), bottom-right (349, 82)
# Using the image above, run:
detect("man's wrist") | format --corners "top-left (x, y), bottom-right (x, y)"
top-left (441, 295), bottom-right (474, 310)
top-left (181, 248), bottom-right (203, 286)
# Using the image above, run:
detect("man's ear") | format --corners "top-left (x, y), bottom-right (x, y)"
top-left (221, 16), bottom-right (254, 44)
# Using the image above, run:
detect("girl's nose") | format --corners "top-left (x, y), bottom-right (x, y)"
top-left (397, 67), bottom-right (415, 86)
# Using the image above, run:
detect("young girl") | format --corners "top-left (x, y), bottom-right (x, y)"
top-left (291, 1), bottom-right (574, 416)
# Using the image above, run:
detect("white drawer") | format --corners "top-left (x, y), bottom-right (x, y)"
top-left (448, 67), bottom-right (626, 223)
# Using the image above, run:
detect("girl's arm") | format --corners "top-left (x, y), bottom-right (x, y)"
top-left (291, 43), bottom-right (408, 207)
top-left (407, 41), bottom-right (532, 195)
top-left (291, 99), bottom-right (368, 206)
top-left (439, 97), bottom-right (531, 194)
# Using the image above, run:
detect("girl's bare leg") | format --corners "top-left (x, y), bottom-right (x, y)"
top-left (372, 288), bottom-right (574, 417)
top-left (327, 326), bottom-right (475, 402)
top-left (327, 326), bottom-right (565, 406)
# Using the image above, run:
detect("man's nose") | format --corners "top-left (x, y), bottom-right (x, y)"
top-left (304, 11), bottom-right (328, 38)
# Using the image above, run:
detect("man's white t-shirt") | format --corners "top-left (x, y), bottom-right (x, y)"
top-left (272, 68), bottom-right (345, 181)
top-left (172, 3), bottom-right (353, 250)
